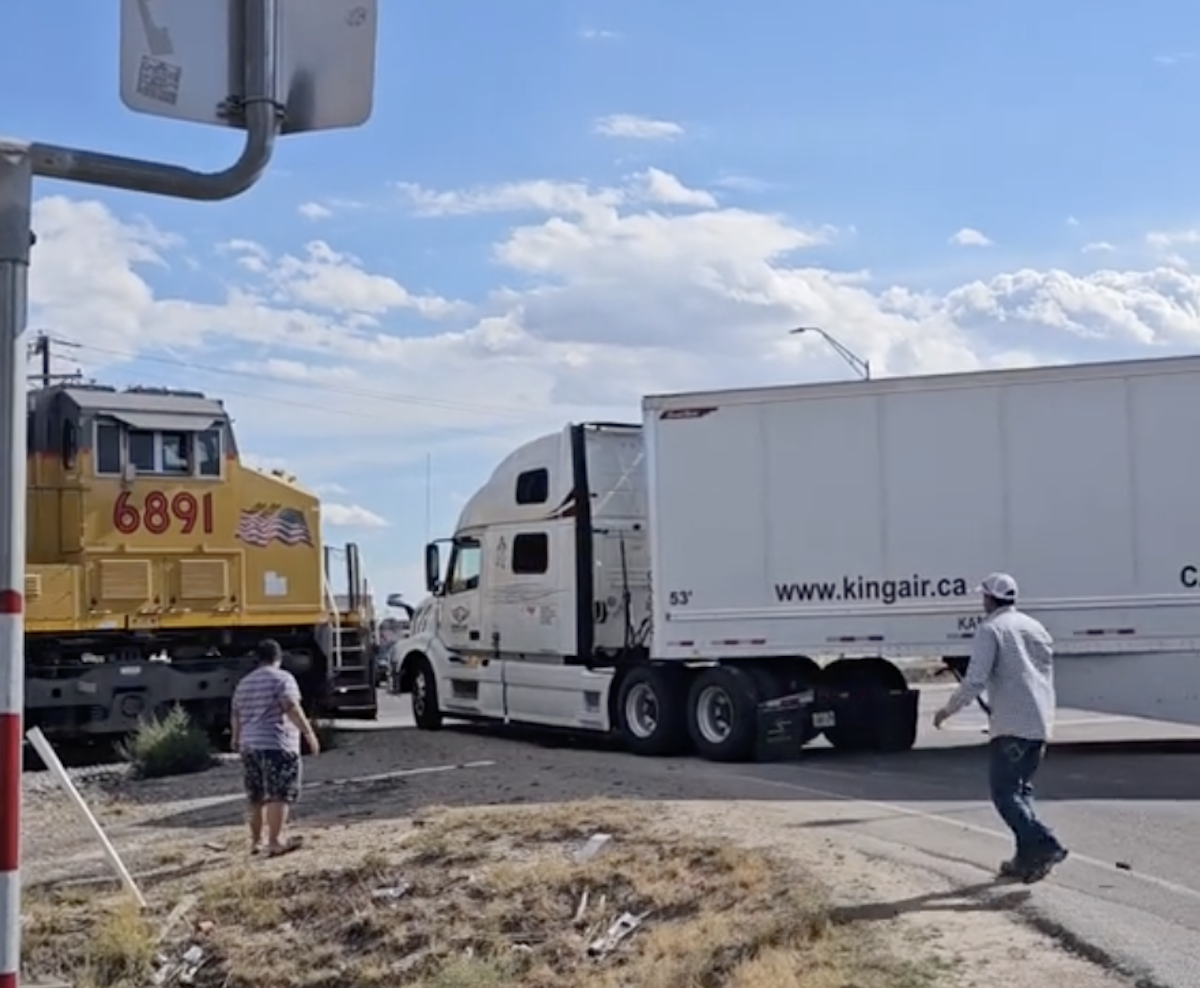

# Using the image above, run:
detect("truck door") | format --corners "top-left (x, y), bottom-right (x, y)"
top-left (437, 537), bottom-right (505, 718)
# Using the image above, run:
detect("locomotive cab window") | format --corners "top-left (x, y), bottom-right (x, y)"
top-left (128, 430), bottom-right (156, 472)
top-left (93, 420), bottom-right (224, 479)
top-left (95, 423), bottom-right (122, 475)
top-left (196, 428), bottom-right (222, 477)
top-left (160, 432), bottom-right (191, 474)
top-left (60, 419), bottom-right (78, 469)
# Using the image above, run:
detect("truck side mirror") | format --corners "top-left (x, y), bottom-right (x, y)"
top-left (424, 542), bottom-right (441, 593)
top-left (385, 592), bottom-right (405, 609)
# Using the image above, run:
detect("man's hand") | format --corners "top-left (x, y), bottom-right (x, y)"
top-left (304, 730), bottom-right (321, 756)
top-left (933, 707), bottom-right (950, 730)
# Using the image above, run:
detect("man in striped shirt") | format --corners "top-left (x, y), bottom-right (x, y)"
top-left (231, 639), bottom-right (321, 857)
top-left (933, 572), bottom-right (1069, 884)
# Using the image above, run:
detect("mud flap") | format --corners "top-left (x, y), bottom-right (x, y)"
top-left (754, 691), bottom-right (821, 761)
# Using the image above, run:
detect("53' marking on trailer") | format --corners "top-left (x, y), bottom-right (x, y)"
top-left (113, 490), bottom-right (215, 535)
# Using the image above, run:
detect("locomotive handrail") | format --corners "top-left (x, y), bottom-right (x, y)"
top-left (322, 573), bottom-right (343, 670)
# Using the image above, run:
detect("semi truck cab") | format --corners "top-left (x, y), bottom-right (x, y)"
top-left (398, 423), bottom-right (651, 734)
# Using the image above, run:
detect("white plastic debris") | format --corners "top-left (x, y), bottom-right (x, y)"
top-left (587, 911), bottom-right (649, 957)
top-left (574, 833), bottom-right (614, 863)
top-left (572, 890), bottom-right (590, 924)
top-left (177, 945), bottom-right (207, 985)
top-left (371, 882), bottom-right (412, 901)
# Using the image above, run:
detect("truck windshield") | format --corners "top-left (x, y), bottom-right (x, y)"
top-left (447, 541), bottom-right (481, 593)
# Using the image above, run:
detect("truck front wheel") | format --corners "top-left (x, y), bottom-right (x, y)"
top-left (409, 655), bottom-right (443, 730)
top-left (615, 666), bottom-right (689, 756)
top-left (686, 666), bottom-right (759, 762)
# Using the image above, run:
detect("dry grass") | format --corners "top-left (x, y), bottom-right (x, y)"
top-left (21, 799), bottom-right (948, 988)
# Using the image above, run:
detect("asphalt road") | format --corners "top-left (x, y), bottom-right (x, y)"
top-left (724, 684), bottom-right (1200, 987)
top-left (350, 685), bottom-right (1200, 987)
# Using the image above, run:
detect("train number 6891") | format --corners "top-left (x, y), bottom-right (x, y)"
top-left (113, 490), bottom-right (215, 535)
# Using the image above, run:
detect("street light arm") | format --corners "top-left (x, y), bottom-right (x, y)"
top-left (790, 325), bottom-right (871, 380)
top-left (818, 330), bottom-right (870, 379)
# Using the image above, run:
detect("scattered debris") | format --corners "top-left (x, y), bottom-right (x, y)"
top-left (587, 910), bottom-right (649, 957)
top-left (1116, 861), bottom-right (1132, 871)
top-left (370, 881), bottom-right (411, 901)
top-left (152, 944), bottom-right (207, 986)
top-left (574, 832), bottom-right (613, 863)
top-left (572, 889), bottom-right (590, 924)
top-left (154, 893), bottom-right (198, 944)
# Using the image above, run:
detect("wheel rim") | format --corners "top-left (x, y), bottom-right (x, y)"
top-left (413, 669), bottom-right (427, 716)
top-left (624, 682), bottom-right (659, 739)
top-left (696, 684), bottom-right (734, 744)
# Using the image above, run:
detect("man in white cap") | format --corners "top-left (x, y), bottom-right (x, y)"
top-left (933, 572), bottom-right (1068, 883)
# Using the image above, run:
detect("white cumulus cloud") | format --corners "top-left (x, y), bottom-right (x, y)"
top-left (593, 113), bottom-right (685, 140)
top-left (323, 504), bottom-right (389, 528)
top-left (949, 227), bottom-right (993, 247)
top-left (298, 201), bottom-right (333, 220)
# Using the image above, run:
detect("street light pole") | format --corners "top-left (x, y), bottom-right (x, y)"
top-left (789, 325), bottom-right (871, 380)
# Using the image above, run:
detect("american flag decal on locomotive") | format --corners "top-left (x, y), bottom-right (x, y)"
top-left (235, 504), bottom-right (313, 548)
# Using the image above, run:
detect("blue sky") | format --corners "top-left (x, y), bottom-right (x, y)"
top-left (3, 1), bottom-right (1199, 601)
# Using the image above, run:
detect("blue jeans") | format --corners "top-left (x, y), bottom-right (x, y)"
top-left (988, 736), bottom-right (1064, 863)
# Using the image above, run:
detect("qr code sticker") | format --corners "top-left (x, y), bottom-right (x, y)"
top-left (136, 55), bottom-right (182, 105)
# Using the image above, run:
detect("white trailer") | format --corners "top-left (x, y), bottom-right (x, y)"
top-left (395, 354), bottom-right (1200, 761)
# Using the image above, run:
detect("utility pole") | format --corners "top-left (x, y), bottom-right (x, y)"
top-left (32, 333), bottom-right (47, 388)
top-left (26, 332), bottom-right (81, 389)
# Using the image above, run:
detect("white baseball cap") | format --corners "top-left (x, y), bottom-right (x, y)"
top-left (977, 572), bottom-right (1018, 602)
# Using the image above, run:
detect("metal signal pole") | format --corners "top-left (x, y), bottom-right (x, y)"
top-left (0, 3), bottom-right (377, 979)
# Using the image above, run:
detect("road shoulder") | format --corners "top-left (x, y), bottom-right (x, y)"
top-left (671, 800), bottom-right (1133, 988)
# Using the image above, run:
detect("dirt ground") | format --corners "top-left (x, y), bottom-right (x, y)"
top-left (19, 721), bottom-right (1132, 987)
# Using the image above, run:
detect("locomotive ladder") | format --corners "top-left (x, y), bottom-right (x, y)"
top-left (321, 542), bottom-right (378, 720)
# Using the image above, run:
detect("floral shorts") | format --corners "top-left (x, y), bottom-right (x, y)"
top-left (241, 749), bottom-right (302, 805)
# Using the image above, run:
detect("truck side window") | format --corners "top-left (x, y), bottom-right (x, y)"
top-left (515, 468), bottom-right (548, 505)
top-left (95, 422), bottom-right (122, 475)
top-left (512, 533), bottom-right (548, 574)
top-left (447, 542), bottom-right (482, 594)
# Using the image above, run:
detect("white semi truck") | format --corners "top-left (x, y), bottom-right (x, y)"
top-left (394, 354), bottom-right (1200, 762)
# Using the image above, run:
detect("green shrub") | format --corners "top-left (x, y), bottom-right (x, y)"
top-left (118, 705), bottom-right (217, 780)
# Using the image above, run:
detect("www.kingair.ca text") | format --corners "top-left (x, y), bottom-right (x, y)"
top-left (775, 575), bottom-right (972, 606)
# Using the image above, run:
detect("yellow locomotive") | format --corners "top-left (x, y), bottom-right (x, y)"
top-left (24, 380), bottom-right (378, 741)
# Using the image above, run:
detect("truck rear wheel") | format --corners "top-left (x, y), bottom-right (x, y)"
top-left (686, 666), bottom-right (759, 762)
top-left (409, 655), bottom-right (443, 730)
top-left (615, 666), bottom-right (689, 756)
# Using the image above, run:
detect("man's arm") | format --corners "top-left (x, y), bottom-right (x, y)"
top-left (229, 684), bottom-right (241, 751)
top-left (935, 626), bottom-right (998, 725)
top-left (281, 676), bottom-right (320, 754)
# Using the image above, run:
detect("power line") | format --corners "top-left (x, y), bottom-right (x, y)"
top-left (54, 337), bottom-right (544, 419)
